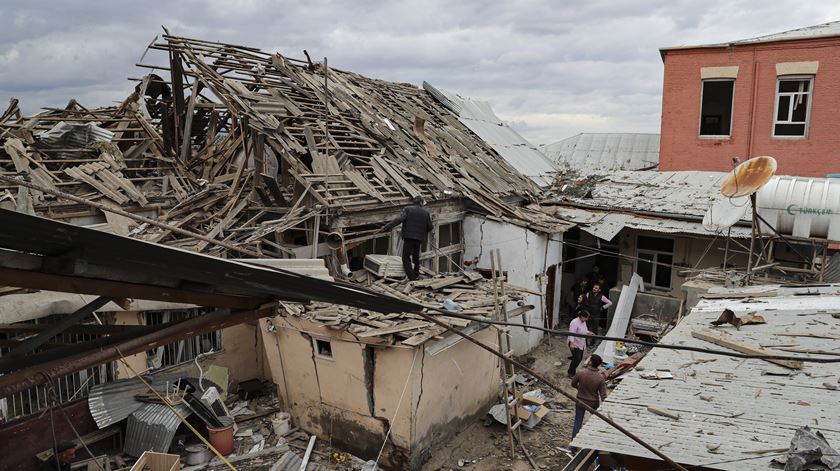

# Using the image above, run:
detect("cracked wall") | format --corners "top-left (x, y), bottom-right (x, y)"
top-left (463, 215), bottom-right (563, 352)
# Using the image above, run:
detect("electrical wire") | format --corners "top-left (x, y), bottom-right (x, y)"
top-left (43, 377), bottom-right (105, 471)
top-left (426, 307), bottom-right (840, 363)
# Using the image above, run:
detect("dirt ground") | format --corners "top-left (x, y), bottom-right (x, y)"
top-left (421, 336), bottom-right (583, 471)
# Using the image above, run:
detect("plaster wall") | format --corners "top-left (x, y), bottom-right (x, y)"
top-left (463, 215), bottom-right (563, 352)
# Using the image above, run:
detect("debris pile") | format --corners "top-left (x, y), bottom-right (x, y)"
top-left (288, 270), bottom-right (531, 346)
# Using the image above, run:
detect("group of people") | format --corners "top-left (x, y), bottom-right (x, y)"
top-left (568, 264), bottom-right (613, 334)
top-left (566, 265), bottom-right (611, 442)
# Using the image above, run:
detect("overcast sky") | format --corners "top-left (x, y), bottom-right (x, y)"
top-left (1, 1), bottom-right (839, 145)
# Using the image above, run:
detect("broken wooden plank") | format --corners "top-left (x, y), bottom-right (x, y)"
top-left (691, 330), bottom-right (804, 369)
top-left (647, 406), bottom-right (680, 420)
top-left (355, 320), bottom-right (433, 338)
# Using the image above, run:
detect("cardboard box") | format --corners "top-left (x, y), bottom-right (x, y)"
top-left (129, 452), bottom-right (180, 471)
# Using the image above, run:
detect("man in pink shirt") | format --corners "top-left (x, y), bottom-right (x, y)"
top-left (567, 310), bottom-right (593, 377)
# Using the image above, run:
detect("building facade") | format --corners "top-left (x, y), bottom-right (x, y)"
top-left (659, 21), bottom-right (840, 177)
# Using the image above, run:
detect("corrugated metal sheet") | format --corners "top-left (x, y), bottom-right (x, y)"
top-left (553, 171), bottom-right (733, 219)
top-left (663, 20), bottom-right (840, 53)
top-left (572, 285), bottom-right (840, 470)
top-left (423, 82), bottom-right (557, 187)
top-left (36, 122), bottom-right (114, 149)
top-left (756, 175), bottom-right (840, 241)
top-left (88, 373), bottom-right (208, 428)
top-left (124, 402), bottom-right (192, 457)
top-left (554, 206), bottom-right (753, 239)
top-left (541, 133), bottom-right (659, 173)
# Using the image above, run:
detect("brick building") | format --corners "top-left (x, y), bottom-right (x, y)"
top-left (659, 21), bottom-right (840, 177)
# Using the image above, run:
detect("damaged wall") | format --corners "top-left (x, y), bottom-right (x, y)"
top-left (259, 316), bottom-right (499, 470)
top-left (463, 215), bottom-right (563, 352)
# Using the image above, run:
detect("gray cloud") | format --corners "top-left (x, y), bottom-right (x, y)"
top-left (1, 0), bottom-right (838, 145)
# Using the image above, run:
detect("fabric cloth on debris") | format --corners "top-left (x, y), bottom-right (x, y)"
top-left (384, 203), bottom-right (433, 241)
top-left (571, 366), bottom-right (607, 405)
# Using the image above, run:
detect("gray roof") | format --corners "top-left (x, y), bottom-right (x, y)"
top-left (550, 170), bottom-right (741, 221)
top-left (423, 82), bottom-right (558, 187)
top-left (554, 206), bottom-right (753, 240)
top-left (541, 133), bottom-right (659, 173)
top-left (661, 20), bottom-right (840, 55)
top-left (572, 284), bottom-right (840, 470)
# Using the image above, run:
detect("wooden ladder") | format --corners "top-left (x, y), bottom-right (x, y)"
top-left (491, 248), bottom-right (523, 458)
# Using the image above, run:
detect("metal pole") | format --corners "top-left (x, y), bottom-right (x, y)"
top-left (412, 310), bottom-right (691, 471)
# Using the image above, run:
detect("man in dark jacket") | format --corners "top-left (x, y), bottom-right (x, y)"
top-left (382, 196), bottom-right (433, 280)
top-left (40, 441), bottom-right (76, 471)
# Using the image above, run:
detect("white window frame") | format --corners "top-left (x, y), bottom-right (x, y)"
top-left (634, 236), bottom-right (674, 289)
top-left (698, 78), bottom-right (735, 139)
top-left (772, 75), bottom-right (813, 139)
top-left (312, 337), bottom-right (334, 361)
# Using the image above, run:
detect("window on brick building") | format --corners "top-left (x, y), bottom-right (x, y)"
top-left (773, 77), bottom-right (813, 137)
top-left (699, 79), bottom-right (734, 137)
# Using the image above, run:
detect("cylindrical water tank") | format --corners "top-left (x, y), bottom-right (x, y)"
top-left (756, 176), bottom-right (840, 240)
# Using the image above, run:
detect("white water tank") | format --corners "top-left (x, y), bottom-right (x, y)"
top-left (756, 176), bottom-right (840, 241)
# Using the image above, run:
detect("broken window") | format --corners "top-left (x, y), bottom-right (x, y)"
top-left (0, 314), bottom-right (118, 422)
top-left (699, 79), bottom-right (734, 137)
top-left (313, 338), bottom-right (333, 359)
top-left (145, 309), bottom-right (222, 369)
top-left (635, 236), bottom-right (674, 289)
top-left (435, 221), bottom-right (464, 273)
top-left (774, 77), bottom-right (813, 137)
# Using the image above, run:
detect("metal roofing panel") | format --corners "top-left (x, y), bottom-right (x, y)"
top-left (541, 133), bottom-right (659, 173)
top-left (88, 373), bottom-right (215, 428)
top-left (571, 285), bottom-right (840, 470)
top-left (423, 82), bottom-right (557, 187)
top-left (554, 206), bottom-right (754, 239)
top-left (124, 402), bottom-right (192, 457)
top-left (661, 20), bottom-right (840, 53)
top-left (0, 209), bottom-right (419, 314)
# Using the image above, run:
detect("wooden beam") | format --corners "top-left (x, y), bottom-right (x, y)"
top-left (0, 266), bottom-right (264, 309)
top-left (691, 330), bottom-right (804, 369)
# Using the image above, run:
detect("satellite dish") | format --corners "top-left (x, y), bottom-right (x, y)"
top-left (703, 196), bottom-right (750, 231)
top-left (721, 156), bottom-right (777, 197)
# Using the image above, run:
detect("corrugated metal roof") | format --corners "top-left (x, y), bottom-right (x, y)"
top-left (124, 402), bottom-right (192, 457)
top-left (572, 285), bottom-right (840, 470)
top-left (661, 20), bottom-right (840, 54)
top-left (552, 170), bottom-right (737, 220)
top-left (88, 373), bottom-right (215, 428)
top-left (541, 133), bottom-right (659, 173)
top-left (423, 82), bottom-right (558, 188)
top-left (554, 207), bottom-right (753, 239)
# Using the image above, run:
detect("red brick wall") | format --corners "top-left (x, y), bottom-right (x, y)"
top-left (659, 38), bottom-right (840, 177)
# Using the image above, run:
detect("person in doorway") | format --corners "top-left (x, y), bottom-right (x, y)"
top-left (584, 283), bottom-right (613, 335)
top-left (571, 354), bottom-right (607, 439)
top-left (381, 196), bottom-right (433, 281)
top-left (585, 264), bottom-right (601, 290)
top-left (570, 276), bottom-right (590, 302)
top-left (567, 309), bottom-right (593, 377)
top-left (40, 441), bottom-right (76, 471)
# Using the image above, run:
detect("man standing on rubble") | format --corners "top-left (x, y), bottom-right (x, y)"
top-left (567, 309), bottom-right (593, 377)
top-left (381, 196), bottom-right (433, 281)
top-left (570, 354), bottom-right (607, 439)
top-left (584, 283), bottom-right (612, 335)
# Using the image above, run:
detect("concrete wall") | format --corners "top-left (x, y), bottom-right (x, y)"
top-left (463, 215), bottom-right (563, 352)
top-left (259, 316), bottom-right (499, 470)
top-left (660, 38), bottom-right (840, 177)
top-left (112, 311), bottom-right (264, 387)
